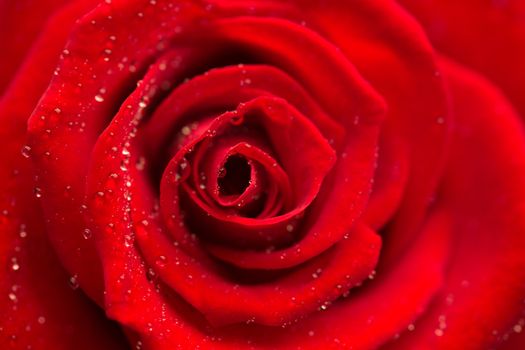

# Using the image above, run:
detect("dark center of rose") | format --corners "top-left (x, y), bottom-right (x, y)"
top-left (218, 154), bottom-right (251, 196)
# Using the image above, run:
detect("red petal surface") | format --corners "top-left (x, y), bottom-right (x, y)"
top-left (385, 59), bottom-right (525, 350)
top-left (0, 0), bottom-right (522, 349)
top-left (398, 0), bottom-right (525, 116)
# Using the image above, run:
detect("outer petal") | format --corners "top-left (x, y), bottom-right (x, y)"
top-left (0, 0), bottom-right (129, 349)
top-left (0, 0), bottom-right (78, 95)
top-left (385, 59), bottom-right (525, 349)
top-left (398, 0), bottom-right (525, 116)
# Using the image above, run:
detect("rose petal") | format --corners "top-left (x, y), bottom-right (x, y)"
top-left (398, 0), bottom-right (525, 116)
top-left (383, 59), bottom-right (525, 349)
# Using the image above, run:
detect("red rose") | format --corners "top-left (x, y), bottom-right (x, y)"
top-left (1, 0), bottom-right (525, 349)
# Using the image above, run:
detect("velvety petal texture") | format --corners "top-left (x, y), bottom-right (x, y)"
top-left (397, 0), bottom-right (525, 115)
top-left (1, 0), bottom-right (524, 349)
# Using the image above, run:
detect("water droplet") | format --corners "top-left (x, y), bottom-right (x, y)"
top-left (124, 234), bottom-right (134, 248)
top-left (181, 126), bottom-right (191, 136)
top-left (94, 94), bottom-right (105, 103)
top-left (155, 255), bottom-right (167, 268)
top-left (34, 187), bottom-right (42, 198)
top-left (21, 145), bottom-right (32, 158)
top-left (37, 316), bottom-right (46, 325)
top-left (82, 228), bottom-right (92, 239)
top-left (68, 275), bottom-right (79, 290)
top-left (19, 224), bottom-right (27, 238)
top-left (286, 224), bottom-right (294, 232)
top-left (146, 267), bottom-right (156, 282)
top-left (135, 157), bottom-right (146, 170)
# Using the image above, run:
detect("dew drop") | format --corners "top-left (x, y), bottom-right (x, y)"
top-left (68, 275), bottom-right (79, 290)
top-left (82, 228), bottom-right (92, 239)
top-left (181, 126), bottom-right (191, 136)
top-left (124, 234), bottom-right (134, 248)
top-left (21, 145), bottom-right (32, 158)
top-left (19, 224), bottom-right (27, 238)
top-left (155, 255), bottom-right (167, 268)
top-left (146, 267), bottom-right (156, 282)
top-left (37, 317), bottom-right (46, 325)
top-left (34, 187), bottom-right (42, 198)
top-left (94, 94), bottom-right (105, 103)
top-left (135, 157), bottom-right (146, 170)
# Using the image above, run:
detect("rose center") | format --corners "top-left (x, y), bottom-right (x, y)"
top-left (218, 155), bottom-right (251, 196)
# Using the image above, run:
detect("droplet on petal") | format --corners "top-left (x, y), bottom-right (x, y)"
top-left (21, 145), bottom-right (32, 158)
top-left (68, 275), bottom-right (79, 290)
top-left (82, 228), bottom-right (92, 239)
